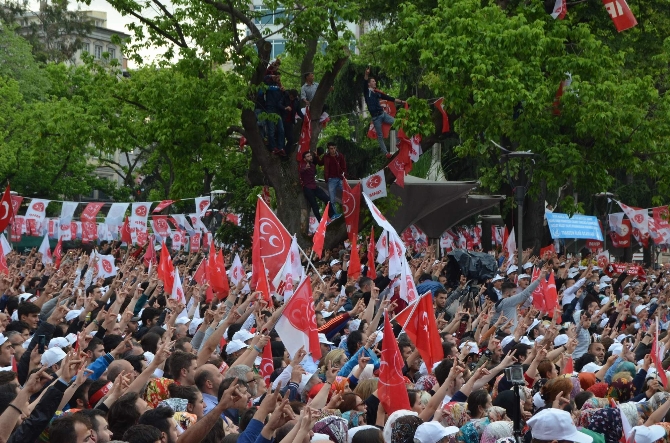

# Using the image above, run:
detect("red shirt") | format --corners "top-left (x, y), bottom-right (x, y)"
top-left (323, 152), bottom-right (347, 181)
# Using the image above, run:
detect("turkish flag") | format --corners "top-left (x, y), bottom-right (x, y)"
top-left (216, 249), bottom-right (230, 299)
top-left (120, 217), bottom-right (132, 244)
top-left (348, 239), bottom-right (362, 280)
top-left (434, 97), bottom-right (450, 133)
top-left (651, 320), bottom-right (668, 388)
top-left (312, 203), bottom-right (330, 259)
top-left (379, 311), bottom-right (411, 414)
top-left (275, 278), bottom-right (321, 359)
top-left (193, 258), bottom-right (215, 303)
top-left (394, 294), bottom-right (444, 373)
top-left (255, 260), bottom-right (272, 305)
top-left (531, 267), bottom-right (546, 312)
top-left (0, 243), bottom-right (8, 276)
top-left (207, 243), bottom-right (228, 297)
top-left (297, 107), bottom-right (311, 161)
top-left (143, 235), bottom-right (157, 269)
top-left (540, 244), bottom-right (555, 260)
top-left (158, 242), bottom-right (175, 293)
top-left (153, 200), bottom-right (175, 213)
top-left (0, 186), bottom-right (13, 234)
top-left (367, 227), bottom-right (376, 279)
top-left (342, 181), bottom-right (361, 243)
top-left (543, 271), bottom-right (559, 315)
top-left (603, 0), bottom-right (637, 32)
top-left (252, 197), bottom-right (291, 288)
top-left (388, 147), bottom-right (412, 188)
top-left (229, 254), bottom-right (245, 285)
top-left (550, 0), bottom-right (567, 19)
top-left (260, 341), bottom-right (274, 387)
top-left (54, 238), bottom-right (63, 269)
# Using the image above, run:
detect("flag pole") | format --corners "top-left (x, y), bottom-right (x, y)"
top-left (399, 292), bottom-right (428, 331)
top-left (297, 244), bottom-right (325, 285)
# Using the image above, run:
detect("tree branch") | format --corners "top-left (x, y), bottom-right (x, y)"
top-left (200, 0), bottom-right (262, 40)
top-left (151, 0), bottom-right (188, 47)
top-left (227, 125), bottom-right (247, 137)
top-left (118, 7), bottom-right (188, 48)
top-left (111, 94), bottom-right (149, 112)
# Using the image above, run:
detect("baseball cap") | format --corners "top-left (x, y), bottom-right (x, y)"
top-left (65, 310), bottom-right (82, 322)
top-left (632, 425), bottom-right (666, 443)
top-left (18, 293), bottom-right (36, 303)
top-left (175, 317), bottom-right (191, 325)
top-left (501, 336), bottom-right (515, 349)
top-left (233, 330), bottom-right (256, 342)
top-left (330, 259), bottom-right (341, 267)
top-left (518, 274), bottom-right (531, 280)
top-left (523, 262), bottom-right (534, 270)
top-left (48, 337), bottom-right (69, 349)
top-left (527, 409), bottom-right (593, 443)
top-left (635, 305), bottom-right (649, 315)
top-left (0, 334), bottom-right (7, 347)
top-left (491, 275), bottom-right (504, 283)
top-left (318, 333), bottom-right (334, 345)
top-left (413, 421), bottom-right (460, 443)
top-left (225, 340), bottom-right (248, 354)
top-left (554, 334), bottom-right (569, 347)
top-left (581, 362), bottom-right (602, 373)
top-left (608, 342), bottom-right (624, 355)
top-left (41, 348), bottom-right (67, 367)
top-left (527, 319), bottom-right (540, 334)
top-left (601, 275), bottom-right (613, 283)
top-left (507, 265), bottom-right (518, 275)
top-left (458, 341), bottom-right (479, 355)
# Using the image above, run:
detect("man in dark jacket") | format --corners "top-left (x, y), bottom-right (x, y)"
top-left (299, 151), bottom-right (333, 221)
top-left (264, 74), bottom-right (288, 156)
top-left (363, 67), bottom-right (406, 158)
top-left (322, 142), bottom-right (346, 220)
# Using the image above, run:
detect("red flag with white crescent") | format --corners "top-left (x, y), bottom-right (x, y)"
top-left (394, 293), bottom-right (444, 373)
top-left (251, 197), bottom-right (291, 288)
top-left (260, 341), bottom-right (274, 387)
top-left (312, 203), bottom-right (330, 259)
top-left (378, 311), bottom-right (411, 414)
top-left (434, 97), bottom-right (450, 133)
top-left (0, 186), bottom-right (13, 234)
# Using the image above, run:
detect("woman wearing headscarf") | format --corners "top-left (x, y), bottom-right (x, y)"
top-left (459, 390), bottom-right (492, 443)
top-left (586, 408), bottom-right (624, 443)
top-left (440, 403), bottom-right (469, 428)
top-left (390, 415), bottom-right (423, 443)
top-left (480, 420), bottom-right (513, 443)
top-left (607, 375), bottom-right (634, 403)
top-left (313, 415), bottom-right (348, 443)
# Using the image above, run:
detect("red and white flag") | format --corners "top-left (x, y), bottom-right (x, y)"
top-left (505, 227), bottom-right (517, 263)
top-left (143, 235), bottom-right (157, 269)
top-left (394, 293), bottom-right (444, 372)
top-left (399, 256), bottom-right (418, 304)
top-left (130, 202), bottom-right (152, 233)
top-left (189, 233), bottom-right (201, 253)
top-left (171, 268), bottom-right (186, 304)
top-left (434, 97), bottom-right (450, 133)
top-left (272, 236), bottom-right (304, 301)
top-left (0, 186), bottom-right (14, 234)
top-left (256, 259), bottom-right (272, 305)
top-left (376, 229), bottom-right (389, 264)
top-left (651, 319), bottom-right (668, 388)
top-left (0, 235), bottom-right (11, 256)
top-left (275, 278), bottom-right (321, 360)
top-left (26, 199), bottom-right (50, 227)
top-left (342, 181), bottom-right (361, 243)
top-left (531, 267), bottom-right (546, 312)
top-left (229, 254), bottom-right (245, 286)
top-left (260, 341), bottom-right (274, 387)
top-left (158, 242), bottom-right (175, 293)
top-left (618, 201), bottom-right (648, 235)
top-left (544, 271), bottom-right (559, 315)
top-left (349, 240), bottom-right (362, 280)
top-left (38, 235), bottom-right (52, 266)
top-left (152, 215), bottom-right (171, 239)
top-left (361, 171), bottom-right (387, 201)
top-left (297, 106), bottom-right (311, 161)
top-left (596, 250), bottom-right (610, 269)
top-left (388, 234), bottom-right (403, 277)
top-left (194, 197), bottom-right (211, 218)
top-left (550, 0), bottom-right (567, 19)
top-left (81, 202), bottom-right (104, 222)
top-left (153, 200), bottom-right (175, 213)
top-left (96, 255), bottom-right (118, 279)
top-left (216, 249), bottom-right (230, 299)
top-left (54, 238), bottom-right (63, 269)
top-left (378, 311), bottom-right (411, 415)
top-left (603, 0), bottom-right (637, 32)
top-left (251, 196), bottom-right (291, 288)
top-left (388, 148), bottom-right (412, 188)
top-left (120, 217), bottom-right (132, 244)
top-left (313, 203), bottom-right (330, 259)
top-left (207, 243), bottom-right (228, 297)
top-left (409, 134), bottom-right (422, 162)
top-left (0, 242), bottom-right (8, 275)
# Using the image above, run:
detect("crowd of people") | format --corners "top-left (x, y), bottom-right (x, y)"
top-left (1, 237), bottom-right (669, 443)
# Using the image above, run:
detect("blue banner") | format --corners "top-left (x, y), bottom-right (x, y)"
top-left (545, 212), bottom-right (603, 241)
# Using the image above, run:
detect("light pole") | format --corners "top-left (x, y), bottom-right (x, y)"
top-left (498, 148), bottom-right (537, 267)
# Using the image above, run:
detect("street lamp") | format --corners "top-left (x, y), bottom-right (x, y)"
top-left (494, 142), bottom-right (537, 267)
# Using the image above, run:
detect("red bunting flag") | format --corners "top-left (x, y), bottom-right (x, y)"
top-left (348, 239), bottom-right (362, 280)
top-left (312, 203), bottom-right (330, 259)
top-left (379, 311), bottom-right (411, 415)
top-left (603, 0), bottom-right (637, 32)
top-left (367, 227), bottom-right (376, 279)
top-left (388, 147), bottom-right (412, 188)
top-left (153, 200), bottom-right (175, 213)
top-left (394, 293), bottom-right (444, 373)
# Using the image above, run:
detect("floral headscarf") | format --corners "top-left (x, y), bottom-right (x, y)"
top-left (459, 418), bottom-right (490, 443)
top-left (586, 408), bottom-right (624, 443)
top-left (313, 416), bottom-right (348, 443)
top-left (577, 408), bottom-right (600, 428)
top-left (145, 377), bottom-right (175, 408)
top-left (173, 412), bottom-right (197, 430)
top-left (159, 398), bottom-right (187, 412)
top-left (587, 382), bottom-right (609, 398)
top-left (607, 377), bottom-right (634, 403)
top-left (415, 375), bottom-right (438, 392)
top-left (391, 415), bottom-right (423, 443)
top-left (342, 410), bottom-right (365, 428)
top-left (441, 402), bottom-right (470, 428)
top-left (581, 397), bottom-right (610, 410)
top-left (481, 421), bottom-right (513, 443)
top-left (618, 402), bottom-right (640, 428)
top-left (384, 410), bottom-right (418, 443)
top-left (487, 406), bottom-right (507, 422)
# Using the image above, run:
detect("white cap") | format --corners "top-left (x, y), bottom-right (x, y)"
top-left (535, 335), bottom-right (545, 343)
top-left (330, 259), bottom-right (341, 267)
top-left (48, 337), bottom-right (69, 349)
top-left (609, 342), bottom-right (624, 355)
top-left (518, 274), bottom-right (531, 280)
top-left (616, 334), bottom-right (633, 343)
top-left (0, 334), bottom-right (7, 347)
top-left (65, 310), bottom-right (82, 322)
top-left (601, 276), bottom-right (613, 283)
top-left (188, 318), bottom-right (204, 336)
top-left (491, 275), bottom-right (504, 283)
top-left (523, 262), bottom-right (534, 270)
top-left (520, 336), bottom-right (534, 346)
top-left (527, 409), bottom-right (592, 443)
top-left (18, 293), bottom-right (35, 303)
top-left (349, 319), bottom-right (361, 331)
top-left (500, 336), bottom-right (515, 349)
top-left (632, 425), bottom-right (666, 443)
top-left (413, 421), bottom-right (460, 443)
top-left (318, 333), bottom-right (334, 345)
top-left (225, 339), bottom-right (248, 354)
top-left (175, 317), bottom-right (191, 325)
top-left (458, 341), bottom-right (479, 355)
top-left (144, 351), bottom-right (155, 365)
top-left (527, 319), bottom-right (540, 334)
top-left (41, 347), bottom-right (66, 367)
top-left (601, 297), bottom-right (610, 305)
top-left (581, 362), bottom-right (603, 373)
top-left (232, 330), bottom-right (255, 342)
top-left (554, 334), bottom-right (569, 347)
top-left (635, 305), bottom-right (649, 315)
top-left (65, 334), bottom-right (77, 346)
top-left (507, 265), bottom-right (518, 275)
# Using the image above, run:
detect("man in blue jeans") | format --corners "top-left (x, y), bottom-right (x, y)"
top-left (363, 67), bottom-right (406, 158)
top-left (322, 142), bottom-right (346, 221)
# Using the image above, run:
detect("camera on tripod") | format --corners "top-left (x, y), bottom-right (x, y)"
top-left (504, 364), bottom-right (525, 384)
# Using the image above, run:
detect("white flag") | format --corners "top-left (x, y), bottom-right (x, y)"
top-left (59, 201), bottom-right (78, 226)
top-left (26, 199), bottom-right (50, 224)
top-left (130, 202), bottom-right (152, 233)
top-left (171, 268), bottom-right (186, 305)
top-left (38, 235), bottom-right (52, 266)
top-left (272, 236), bottom-right (304, 301)
top-left (399, 256), bottom-right (418, 304)
top-left (361, 171), bottom-right (387, 201)
top-left (194, 197), bottom-right (211, 217)
top-left (106, 203), bottom-right (129, 227)
top-left (229, 254), bottom-right (245, 285)
top-left (96, 255), bottom-right (118, 278)
top-left (376, 229), bottom-right (389, 264)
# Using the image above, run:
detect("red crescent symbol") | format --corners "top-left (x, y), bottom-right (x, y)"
top-left (135, 206), bottom-right (147, 217)
top-left (103, 260), bottom-right (113, 273)
top-left (32, 202), bottom-right (44, 212)
top-left (367, 175), bottom-right (381, 189)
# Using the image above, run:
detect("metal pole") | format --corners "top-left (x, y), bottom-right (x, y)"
top-left (516, 186), bottom-right (524, 267)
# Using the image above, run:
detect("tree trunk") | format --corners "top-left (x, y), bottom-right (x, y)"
top-left (523, 179), bottom-right (548, 254)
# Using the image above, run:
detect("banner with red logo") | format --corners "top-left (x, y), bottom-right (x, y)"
top-left (189, 233), bottom-right (201, 252)
top-left (361, 171), bottom-right (387, 201)
top-left (605, 262), bottom-right (646, 278)
top-left (603, 0), bottom-right (637, 32)
top-left (130, 202), bottom-right (151, 233)
top-left (81, 222), bottom-right (98, 243)
top-left (25, 199), bottom-right (49, 225)
top-left (11, 216), bottom-right (24, 242)
top-left (610, 219), bottom-right (631, 248)
top-left (585, 240), bottom-right (603, 252)
top-left (81, 202), bottom-right (104, 222)
top-left (194, 197), bottom-right (210, 217)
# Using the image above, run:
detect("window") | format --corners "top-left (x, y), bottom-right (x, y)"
top-left (253, 4), bottom-right (285, 24)
top-left (82, 42), bottom-right (90, 53)
top-left (107, 47), bottom-right (116, 59)
top-left (271, 39), bottom-right (285, 58)
top-left (94, 45), bottom-right (102, 59)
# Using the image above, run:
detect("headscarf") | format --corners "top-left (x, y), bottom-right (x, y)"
top-left (384, 410), bottom-right (418, 443)
top-left (159, 398), bottom-right (188, 412)
top-left (391, 415), bottom-right (423, 443)
top-left (459, 418), bottom-right (490, 443)
top-left (566, 376), bottom-right (582, 400)
top-left (440, 402), bottom-right (469, 428)
top-left (586, 408), bottom-right (624, 443)
top-left (587, 382), bottom-right (609, 398)
top-left (487, 406), bottom-right (507, 422)
top-left (607, 377), bottom-right (634, 402)
top-left (481, 421), bottom-right (513, 443)
top-left (618, 402), bottom-right (639, 428)
top-left (145, 377), bottom-right (174, 408)
top-left (615, 362), bottom-right (636, 379)
top-left (579, 372), bottom-right (597, 390)
top-left (581, 397), bottom-right (610, 410)
top-left (342, 410), bottom-right (365, 428)
top-left (577, 408), bottom-right (600, 428)
top-left (173, 412), bottom-right (197, 430)
top-left (331, 376), bottom-right (349, 393)
top-left (415, 375), bottom-right (437, 392)
top-left (649, 392), bottom-right (670, 411)
top-left (313, 416), bottom-right (348, 443)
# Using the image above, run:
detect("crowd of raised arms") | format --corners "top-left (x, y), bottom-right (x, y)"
top-left (0, 238), bottom-right (669, 443)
